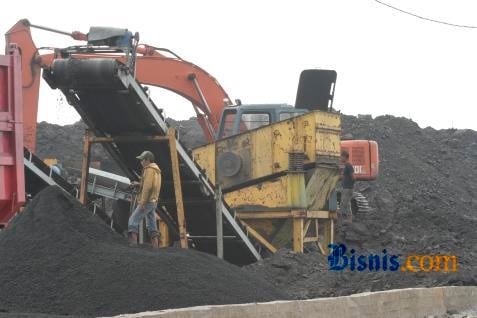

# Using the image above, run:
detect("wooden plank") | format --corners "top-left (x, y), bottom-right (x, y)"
top-left (330, 218), bottom-right (335, 245)
top-left (317, 242), bottom-right (326, 255)
top-left (303, 219), bottom-right (312, 237)
top-left (169, 128), bottom-right (188, 249)
top-left (291, 210), bottom-right (306, 218)
top-left (306, 210), bottom-right (331, 219)
top-left (79, 130), bottom-right (92, 204)
top-left (290, 210), bottom-right (331, 219)
top-left (293, 218), bottom-right (304, 253)
top-left (157, 216), bottom-right (170, 248)
top-left (240, 220), bottom-right (277, 253)
top-left (315, 219), bottom-right (319, 238)
top-left (322, 219), bottom-right (331, 256)
top-left (322, 219), bottom-right (335, 255)
top-left (237, 210), bottom-right (333, 219)
top-left (304, 237), bottom-right (319, 243)
top-left (236, 211), bottom-right (290, 219)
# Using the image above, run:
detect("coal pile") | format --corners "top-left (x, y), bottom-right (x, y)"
top-left (0, 186), bottom-right (286, 317)
top-left (36, 121), bottom-right (116, 173)
top-left (36, 114), bottom-right (477, 300)
top-left (245, 115), bottom-right (477, 298)
top-left (36, 121), bottom-right (86, 170)
top-left (166, 118), bottom-right (207, 149)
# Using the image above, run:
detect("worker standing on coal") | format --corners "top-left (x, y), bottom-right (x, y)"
top-left (128, 150), bottom-right (161, 248)
top-left (339, 150), bottom-right (355, 224)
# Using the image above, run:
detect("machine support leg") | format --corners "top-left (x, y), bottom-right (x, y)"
top-left (293, 218), bottom-right (304, 253)
top-left (240, 220), bottom-right (277, 253)
top-left (139, 220), bottom-right (144, 244)
top-left (168, 128), bottom-right (188, 249)
top-left (158, 218), bottom-right (170, 247)
top-left (79, 130), bottom-right (92, 204)
top-left (322, 219), bottom-right (335, 255)
top-left (215, 185), bottom-right (224, 259)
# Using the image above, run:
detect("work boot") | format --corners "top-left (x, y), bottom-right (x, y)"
top-left (128, 232), bottom-right (138, 247)
top-left (150, 232), bottom-right (159, 249)
top-left (151, 237), bottom-right (159, 249)
top-left (346, 214), bottom-right (353, 224)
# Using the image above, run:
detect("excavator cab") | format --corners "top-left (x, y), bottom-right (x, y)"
top-left (217, 104), bottom-right (307, 139)
top-left (215, 69), bottom-right (379, 182)
top-left (216, 69), bottom-right (337, 139)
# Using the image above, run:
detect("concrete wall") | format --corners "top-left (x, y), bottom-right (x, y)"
top-left (109, 286), bottom-right (477, 318)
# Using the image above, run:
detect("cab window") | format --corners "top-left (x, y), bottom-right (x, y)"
top-left (241, 113), bottom-right (270, 132)
top-left (221, 112), bottom-right (237, 138)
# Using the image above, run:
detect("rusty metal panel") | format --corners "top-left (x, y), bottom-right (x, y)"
top-left (251, 125), bottom-right (273, 177)
top-left (224, 176), bottom-right (288, 209)
top-left (301, 114), bottom-right (316, 162)
top-left (216, 133), bottom-right (251, 188)
top-left (192, 143), bottom-right (216, 184)
top-left (194, 110), bottom-right (341, 191)
top-left (315, 110), bottom-right (341, 130)
top-left (271, 118), bottom-right (294, 173)
top-left (315, 128), bottom-right (341, 157)
top-left (314, 112), bottom-right (341, 158)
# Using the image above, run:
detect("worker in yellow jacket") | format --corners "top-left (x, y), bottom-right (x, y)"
top-left (128, 150), bottom-right (161, 248)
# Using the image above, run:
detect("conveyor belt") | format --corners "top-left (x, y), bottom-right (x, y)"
top-left (23, 148), bottom-right (78, 198)
top-left (23, 148), bottom-right (113, 225)
top-left (88, 168), bottom-right (131, 201)
top-left (44, 59), bottom-right (261, 263)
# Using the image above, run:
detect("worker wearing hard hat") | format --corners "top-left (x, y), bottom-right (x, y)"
top-left (128, 150), bottom-right (161, 248)
top-left (339, 150), bottom-right (355, 224)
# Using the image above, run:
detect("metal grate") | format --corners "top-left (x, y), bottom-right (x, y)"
top-left (288, 152), bottom-right (305, 172)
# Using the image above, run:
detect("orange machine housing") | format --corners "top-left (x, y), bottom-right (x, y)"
top-left (341, 140), bottom-right (379, 181)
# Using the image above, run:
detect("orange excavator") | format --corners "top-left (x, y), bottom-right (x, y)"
top-left (2, 19), bottom-right (379, 227)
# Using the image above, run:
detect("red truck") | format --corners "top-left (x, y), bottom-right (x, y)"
top-left (0, 45), bottom-right (25, 228)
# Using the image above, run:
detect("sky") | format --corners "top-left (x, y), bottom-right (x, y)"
top-left (1, 0), bottom-right (476, 130)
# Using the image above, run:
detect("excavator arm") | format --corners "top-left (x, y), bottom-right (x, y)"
top-left (6, 19), bottom-right (231, 151)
